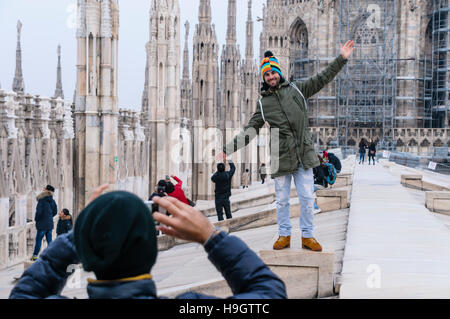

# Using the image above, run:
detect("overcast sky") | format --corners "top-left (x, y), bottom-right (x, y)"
top-left (0, 0), bottom-right (265, 110)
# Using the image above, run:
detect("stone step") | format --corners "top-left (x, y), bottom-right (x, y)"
top-left (163, 249), bottom-right (336, 299)
top-left (426, 191), bottom-right (450, 216)
top-left (157, 185), bottom-right (353, 251)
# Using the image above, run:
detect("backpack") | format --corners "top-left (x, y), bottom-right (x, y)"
top-left (324, 163), bottom-right (337, 185)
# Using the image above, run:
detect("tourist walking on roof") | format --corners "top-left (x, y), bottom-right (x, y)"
top-left (31, 185), bottom-right (58, 261)
top-left (259, 163), bottom-right (267, 184)
top-left (359, 139), bottom-right (367, 165)
top-left (242, 169), bottom-right (249, 189)
top-left (211, 160), bottom-right (235, 221)
top-left (216, 41), bottom-right (355, 252)
top-left (368, 139), bottom-right (377, 165)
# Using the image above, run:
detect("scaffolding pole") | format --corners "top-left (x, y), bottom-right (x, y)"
top-left (337, 0), bottom-right (397, 150)
top-left (431, 0), bottom-right (450, 128)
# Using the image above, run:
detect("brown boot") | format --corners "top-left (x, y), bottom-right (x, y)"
top-left (302, 237), bottom-right (322, 252)
top-left (273, 236), bottom-right (291, 250)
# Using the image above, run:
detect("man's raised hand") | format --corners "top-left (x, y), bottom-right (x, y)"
top-left (340, 40), bottom-right (355, 60)
top-left (152, 196), bottom-right (215, 244)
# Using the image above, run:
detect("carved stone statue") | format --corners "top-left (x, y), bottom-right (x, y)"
top-left (409, 0), bottom-right (418, 12)
top-left (185, 21), bottom-right (190, 41)
top-left (17, 20), bottom-right (22, 40)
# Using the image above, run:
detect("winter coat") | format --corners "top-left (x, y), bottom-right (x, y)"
top-left (56, 218), bottom-right (72, 236)
top-left (359, 143), bottom-right (367, 154)
top-left (167, 176), bottom-right (189, 205)
top-left (241, 172), bottom-right (249, 187)
top-left (368, 143), bottom-right (376, 156)
top-left (224, 55), bottom-right (348, 178)
top-left (259, 166), bottom-right (267, 176)
top-left (211, 161), bottom-right (236, 199)
top-left (34, 191), bottom-right (57, 231)
top-left (9, 231), bottom-right (287, 299)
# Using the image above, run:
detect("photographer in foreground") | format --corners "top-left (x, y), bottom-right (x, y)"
top-left (9, 185), bottom-right (286, 299)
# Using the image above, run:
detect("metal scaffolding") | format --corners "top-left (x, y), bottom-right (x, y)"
top-left (336, 0), bottom-right (397, 149)
top-left (431, 0), bottom-right (450, 128)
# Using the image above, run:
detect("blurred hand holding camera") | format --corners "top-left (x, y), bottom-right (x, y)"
top-left (152, 196), bottom-right (215, 244)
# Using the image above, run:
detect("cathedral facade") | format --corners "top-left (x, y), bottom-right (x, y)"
top-left (259, 0), bottom-right (449, 151)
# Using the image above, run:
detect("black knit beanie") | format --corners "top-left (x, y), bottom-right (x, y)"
top-left (74, 191), bottom-right (158, 280)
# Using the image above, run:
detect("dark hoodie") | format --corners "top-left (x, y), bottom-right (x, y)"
top-left (35, 191), bottom-right (58, 231)
top-left (211, 161), bottom-right (236, 199)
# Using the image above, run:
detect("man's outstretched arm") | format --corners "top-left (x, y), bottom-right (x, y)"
top-left (295, 40), bottom-right (355, 99)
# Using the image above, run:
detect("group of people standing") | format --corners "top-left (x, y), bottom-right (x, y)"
top-left (31, 185), bottom-right (73, 261)
top-left (359, 138), bottom-right (377, 165)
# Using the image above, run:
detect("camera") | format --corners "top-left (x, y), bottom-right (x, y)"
top-left (157, 185), bottom-right (166, 196)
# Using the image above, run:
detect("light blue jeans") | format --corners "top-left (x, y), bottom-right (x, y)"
top-left (274, 164), bottom-right (315, 238)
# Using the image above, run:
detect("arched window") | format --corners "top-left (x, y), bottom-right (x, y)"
top-left (289, 19), bottom-right (309, 81)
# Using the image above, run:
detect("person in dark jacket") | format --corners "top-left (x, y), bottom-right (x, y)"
top-left (313, 155), bottom-right (329, 188)
top-left (9, 185), bottom-right (287, 300)
top-left (31, 185), bottom-right (58, 261)
top-left (359, 139), bottom-right (367, 165)
top-left (368, 139), bottom-right (377, 165)
top-left (211, 160), bottom-right (236, 221)
top-left (323, 151), bottom-right (342, 174)
top-left (149, 180), bottom-right (168, 214)
top-left (56, 209), bottom-right (72, 237)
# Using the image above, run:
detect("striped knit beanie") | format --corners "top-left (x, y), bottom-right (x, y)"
top-left (260, 51), bottom-right (283, 81)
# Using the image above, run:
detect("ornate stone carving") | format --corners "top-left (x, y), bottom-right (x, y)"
top-left (76, 0), bottom-right (87, 37)
top-left (100, 0), bottom-right (113, 38)
top-left (39, 98), bottom-right (51, 139)
top-left (5, 92), bottom-right (18, 139)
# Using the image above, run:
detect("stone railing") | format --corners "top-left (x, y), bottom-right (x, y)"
top-left (0, 90), bottom-right (150, 269)
top-left (0, 89), bottom-right (75, 269)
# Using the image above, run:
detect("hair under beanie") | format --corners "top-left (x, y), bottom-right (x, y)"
top-left (74, 191), bottom-right (158, 280)
top-left (260, 51), bottom-right (283, 81)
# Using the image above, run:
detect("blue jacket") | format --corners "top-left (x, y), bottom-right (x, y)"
top-left (56, 218), bottom-right (72, 236)
top-left (9, 231), bottom-right (287, 299)
top-left (35, 191), bottom-right (57, 231)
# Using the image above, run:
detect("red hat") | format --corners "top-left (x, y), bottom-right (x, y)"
top-left (322, 151), bottom-right (329, 158)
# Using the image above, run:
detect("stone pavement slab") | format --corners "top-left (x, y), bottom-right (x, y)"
top-left (339, 163), bottom-right (450, 299)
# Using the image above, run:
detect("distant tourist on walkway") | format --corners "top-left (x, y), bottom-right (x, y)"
top-left (211, 160), bottom-right (235, 221)
top-left (359, 139), bottom-right (367, 165)
top-left (259, 163), bottom-right (267, 184)
top-left (242, 169), bottom-right (250, 189)
top-left (31, 185), bottom-right (58, 261)
top-left (368, 139), bottom-right (377, 165)
top-left (9, 185), bottom-right (287, 299)
top-left (56, 209), bottom-right (72, 237)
